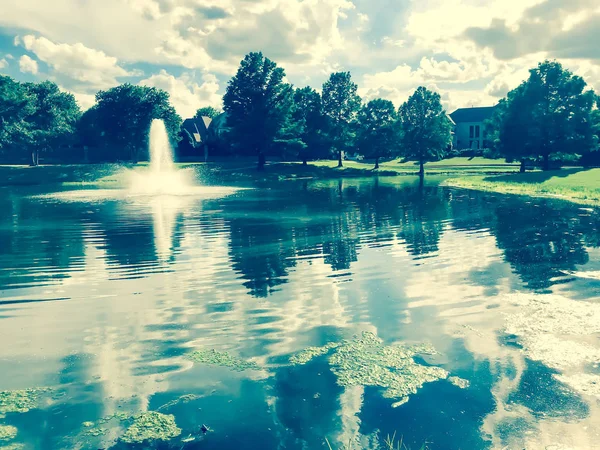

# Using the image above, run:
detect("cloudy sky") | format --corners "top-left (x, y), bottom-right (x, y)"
top-left (1, 0), bottom-right (599, 118)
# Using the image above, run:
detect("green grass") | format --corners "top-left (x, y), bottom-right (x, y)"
top-left (0, 157), bottom-right (519, 187)
top-left (445, 168), bottom-right (600, 205)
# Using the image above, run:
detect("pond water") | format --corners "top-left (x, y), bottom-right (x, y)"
top-left (1, 175), bottom-right (600, 450)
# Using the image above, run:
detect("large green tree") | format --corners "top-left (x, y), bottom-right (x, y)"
top-left (321, 72), bottom-right (361, 167)
top-left (398, 86), bottom-right (452, 179)
top-left (292, 86), bottom-right (327, 165)
top-left (23, 81), bottom-right (81, 165)
top-left (493, 61), bottom-right (597, 171)
top-left (223, 52), bottom-right (295, 170)
top-left (0, 76), bottom-right (35, 160)
top-left (357, 98), bottom-right (400, 169)
top-left (194, 106), bottom-right (220, 120)
top-left (81, 84), bottom-right (181, 163)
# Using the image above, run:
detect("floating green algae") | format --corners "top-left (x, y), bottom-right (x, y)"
top-left (290, 332), bottom-right (449, 406)
top-left (0, 425), bottom-right (17, 442)
top-left (120, 412), bottom-right (181, 444)
top-left (289, 342), bottom-right (340, 365)
top-left (157, 394), bottom-right (202, 412)
top-left (448, 376), bottom-right (470, 389)
top-left (0, 388), bottom-right (52, 415)
top-left (0, 444), bottom-right (24, 450)
top-left (187, 349), bottom-right (259, 371)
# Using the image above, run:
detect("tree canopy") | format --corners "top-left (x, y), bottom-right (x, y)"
top-left (292, 86), bottom-right (328, 164)
top-left (194, 106), bottom-right (221, 120)
top-left (358, 98), bottom-right (400, 169)
top-left (223, 52), bottom-right (295, 170)
top-left (491, 61), bottom-right (597, 170)
top-left (321, 72), bottom-right (361, 167)
top-left (398, 86), bottom-right (452, 177)
top-left (82, 84), bottom-right (181, 163)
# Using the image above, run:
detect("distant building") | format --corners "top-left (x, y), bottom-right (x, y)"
top-left (449, 106), bottom-right (496, 150)
top-left (182, 116), bottom-right (212, 147)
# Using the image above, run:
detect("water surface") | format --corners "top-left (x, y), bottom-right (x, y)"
top-left (1, 176), bottom-right (600, 449)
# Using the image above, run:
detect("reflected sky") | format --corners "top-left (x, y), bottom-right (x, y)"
top-left (1, 178), bottom-right (600, 449)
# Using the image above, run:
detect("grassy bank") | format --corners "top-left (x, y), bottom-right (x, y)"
top-left (0, 157), bottom-right (520, 187)
top-left (445, 168), bottom-right (600, 206)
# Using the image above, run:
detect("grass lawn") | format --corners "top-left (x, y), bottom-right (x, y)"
top-left (445, 168), bottom-right (600, 205)
top-left (0, 157), bottom-right (520, 187)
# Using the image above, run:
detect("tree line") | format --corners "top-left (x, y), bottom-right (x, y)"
top-left (1, 54), bottom-right (598, 171)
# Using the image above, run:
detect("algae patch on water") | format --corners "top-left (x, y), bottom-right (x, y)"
top-left (120, 412), bottom-right (181, 444)
top-left (187, 349), bottom-right (259, 371)
top-left (0, 388), bottom-right (52, 415)
top-left (290, 332), bottom-right (453, 406)
top-left (0, 425), bottom-right (17, 442)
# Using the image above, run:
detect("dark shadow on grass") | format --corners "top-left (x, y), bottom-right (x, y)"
top-left (482, 168), bottom-right (588, 184)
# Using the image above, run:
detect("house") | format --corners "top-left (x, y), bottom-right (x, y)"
top-left (181, 116), bottom-right (212, 147)
top-left (449, 106), bottom-right (496, 150)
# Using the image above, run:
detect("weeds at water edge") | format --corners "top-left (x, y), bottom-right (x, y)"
top-left (325, 432), bottom-right (430, 450)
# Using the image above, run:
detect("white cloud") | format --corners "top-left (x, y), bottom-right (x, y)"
top-left (140, 70), bottom-right (222, 118)
top-left (19, 35), bottom-right (135, 91)
top-left (19, 55), bottom-right (38, 74)
top-left (0, 58), bottom-right (8, 70)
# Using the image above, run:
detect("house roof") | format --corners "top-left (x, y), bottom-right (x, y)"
top-left (450, 106), bottom-right (496, 123)
top-left (209, 112), bottom-right (229, 131)
top-left (182, 117), bottom-right (211, 144)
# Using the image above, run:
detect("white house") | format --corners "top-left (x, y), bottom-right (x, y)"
top-left (449, 106), bottom-right (496, 150)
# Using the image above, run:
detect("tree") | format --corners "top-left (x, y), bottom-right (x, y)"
top-left (492, 61), bottom-right (597, 171)
top-left (292, 86), bottom-right (327, 165)
top-left (358, 99), bottom-right (399, 169)
top-left (194, 106), bottom-right (220, 120)
top-left (0, 76), bottom-right (36, 162)
top-left (398, 86), bottom-right (452, 179)
top-left (223, 52), bottom-right (295, 171)
top-left (83, 84), bottom-right (181, 163)
top-left (321, 72), bottom-right (361, 167)
top-left (23, 81), bottom-right (81, 165)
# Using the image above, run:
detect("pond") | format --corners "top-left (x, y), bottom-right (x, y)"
top-left (1, 175), bottom-right (600, 450)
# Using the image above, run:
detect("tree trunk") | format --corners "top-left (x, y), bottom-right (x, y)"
top-left (374, 157), bottom-right (379, 170)
top-left (31, 149), bottom-right (38, 166)
top-left (520, 160), bottom-right (526, 173)
top-left (542, 153), bottom-right (550, 171)
top-left (337, 149), bottom-right (343, 168)
top-left (302, 157), bottom-right (307, 166)
top-left (419, 160), bottom-right (425, 180)
top-left (257, 152), bottom-right (266, 171)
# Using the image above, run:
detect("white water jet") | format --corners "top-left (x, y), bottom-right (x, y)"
top-left (128, 119), bottom-right (192, 195)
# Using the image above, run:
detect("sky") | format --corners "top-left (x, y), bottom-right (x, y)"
top-left (1, 0), bottom-right (599, 118)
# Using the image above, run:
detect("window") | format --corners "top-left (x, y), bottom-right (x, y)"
top-left (475, 125), bottom-right (480, 138)
top-left (469, 126), bottom-right (474, 138)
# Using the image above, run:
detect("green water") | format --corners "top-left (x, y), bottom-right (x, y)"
top-left (1, 176), bottom-right (600, 449)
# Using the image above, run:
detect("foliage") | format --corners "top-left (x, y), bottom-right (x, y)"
top-left (293, 86), bottom-right (328, 163)
top-left (0, 388), bottom-right (52, 415)
top-left (0, 76), bottom-right (36, 158)
top-left (0, 425), bottom-right (17, 442)
top-left (358, 98), bottom-right (400, 168)
top-left (0, 76), bottom-right (80, 164)
top-left (490, 61), bottom-right (597, 170)
top-left (398, 87), bottom-right (452, 176)
top-left (194, 106), bottom-right (221, 120)
top-left (223, 52), bottom-right (295, 169)
top-left (81, 84), bottom-right (181, 163)
top-left (23, 81), bottom-right (82, 165)
top-left (322, 72), bottom-right (362, 166)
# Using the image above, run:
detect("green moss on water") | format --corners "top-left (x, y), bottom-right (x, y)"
top-left (0, 444), bottom-right (24, 450)
top-left (291, 332), bottom-right (449, 406)
top-left (187, 349), bottom-right (259, 371)
top-left (120, 412), bottom-right (181, 444)
top-left (0, 425), bottom-right (17, 442)
top-left (157, 394), bottom-right (202, 412)
top-left (0, 388), bottom-right (51, 415)
top-left (289, 342), bottom-right (340, 365)
top-left (448, 376), bottom-right (470, 389)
